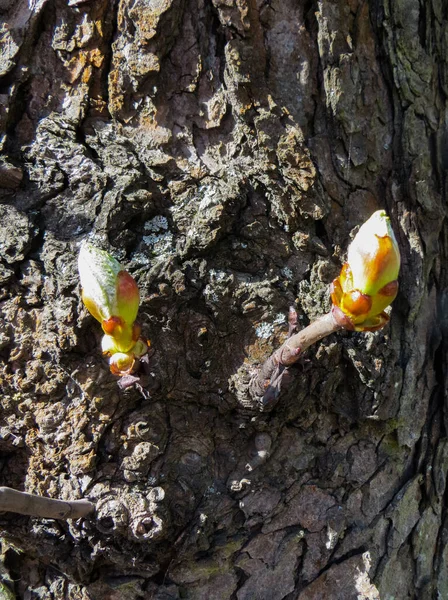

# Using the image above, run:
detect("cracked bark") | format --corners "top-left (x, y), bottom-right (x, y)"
top-left (0, 0), bottom-right (447, 598)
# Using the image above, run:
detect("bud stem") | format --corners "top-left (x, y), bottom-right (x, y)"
top-left (249, 311), bottom-right (342, 408)
top-left (0, 486), bottom-right (94, 520)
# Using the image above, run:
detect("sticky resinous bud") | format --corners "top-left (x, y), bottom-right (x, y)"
top-left (78, 243), bottom-right (148, 375)
top-left (330, 210), bottom-right (400, 331)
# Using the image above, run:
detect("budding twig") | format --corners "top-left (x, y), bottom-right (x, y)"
top-left (0, 487), bottom-right (94, 520)
top-left (248, 211), bottom-right (401, 409)
top-left (249, 309), bottom-right (342, 409)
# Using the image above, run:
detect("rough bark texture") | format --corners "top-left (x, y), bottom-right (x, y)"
top-left (0, 0), bottom-right (447, 598)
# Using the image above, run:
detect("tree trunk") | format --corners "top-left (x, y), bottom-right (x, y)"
top-left (0, 0), bottom-right (447, 598)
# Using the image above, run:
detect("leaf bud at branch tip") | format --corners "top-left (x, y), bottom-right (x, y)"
top-left (78, 242), bottom-right (148, 376)
top-left (330, 210), bottom-right (400, 332)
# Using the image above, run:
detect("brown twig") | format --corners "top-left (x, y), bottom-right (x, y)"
top-left (249, 309), bottom-right (342, 409)
top-left (0, 487), bottom-right (94, 520)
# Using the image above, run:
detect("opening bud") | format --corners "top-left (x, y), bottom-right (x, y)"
top-left (78, 242), bottom-right (148, 376)
top-left (330, 210), bottom-right (400, 331)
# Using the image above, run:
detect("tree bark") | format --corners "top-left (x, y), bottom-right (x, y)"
top-left (0, 0), bottom-right (447, 598)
